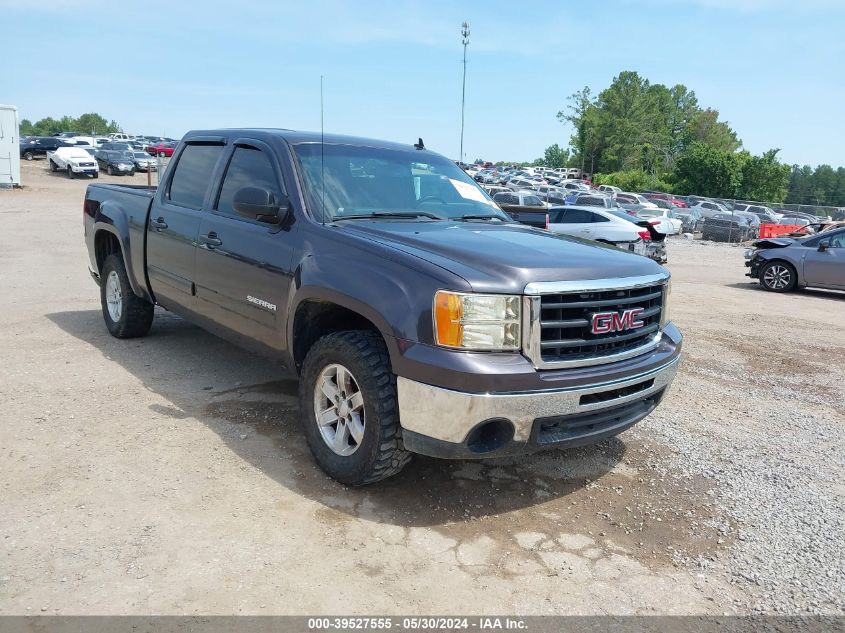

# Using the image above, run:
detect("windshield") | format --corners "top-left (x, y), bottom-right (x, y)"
top-left (292, 143), bottom-right (508, 222)
top-left (133, 152), bottom-right (149, 158)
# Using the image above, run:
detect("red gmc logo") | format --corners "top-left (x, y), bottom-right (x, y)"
top-left (591, 308), bottom-right (645, 335)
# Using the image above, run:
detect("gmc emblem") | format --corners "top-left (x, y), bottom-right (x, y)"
top-left (591, 308), bottom-right (645, 335)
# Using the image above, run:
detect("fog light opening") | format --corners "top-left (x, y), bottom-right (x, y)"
top-left (465, 418), bottom-right (515, 454)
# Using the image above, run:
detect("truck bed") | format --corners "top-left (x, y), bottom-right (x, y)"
top-left (84, 183), bottom-right (157, 301)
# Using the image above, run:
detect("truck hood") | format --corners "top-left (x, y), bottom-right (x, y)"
top-left (339, 220), bottom-right (666, 294)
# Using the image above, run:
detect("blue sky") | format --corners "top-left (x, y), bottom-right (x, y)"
top-left (4, 0), bottom-right (844, 167)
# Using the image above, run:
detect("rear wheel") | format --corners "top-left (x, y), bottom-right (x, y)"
top-left (99, 254), bottom-right (154, 338)
top-left (299, 331), bottom-right (410, 485)
top-left (759, 261), bottom-right (796, 293)
top-left (23, 151), bottom-right (34, 161)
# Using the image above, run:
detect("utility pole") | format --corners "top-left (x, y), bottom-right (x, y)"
top-left (460, 21), bottom-right (470, 164)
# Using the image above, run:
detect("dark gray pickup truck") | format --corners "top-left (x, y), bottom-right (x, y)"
top-left (84, 129), bottom-right (682, 485)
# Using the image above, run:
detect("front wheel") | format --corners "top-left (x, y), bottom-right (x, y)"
top-left (759, 261), bottom-right (797, 292)
top-left (107, 165), bottom-right (114, 176)
top-left (66, 166), bottom-right (74, 179)
top-left (99, 254), bottom-right (154, 338)
top-left (299, 331), bottom-right (410, 486)
top-left (50, 160), bottom-right (58, 172)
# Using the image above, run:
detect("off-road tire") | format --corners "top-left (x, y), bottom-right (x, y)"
top-left (299, 331), bottom-right (411, 486)
top-left (759, 260), bottom-right (797, 293)
top-left (100, 254), bottom-right (154, 338)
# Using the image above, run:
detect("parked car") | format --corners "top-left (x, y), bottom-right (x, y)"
top-left (607, 210), bottom-right (668, 263)
top-left (83, 128), bottom-right (681, 485)
top-left (145, 142), bottom-right (177, 157)
top-left (46, 146), bottom-right (99, 179)
top-left (547, 206), bottom-right (649, 256)
top-left (643, 192), bottom-right (688, 208)
top-left (733, 204), bottom-right (779, 224)
top-left (99, 142), bottom-right (133, 152)
top-left (597, 185), bottom-right (621, 194)
top-left (701, 213), bottom-right (755, 242)
top-left (482, 185), bottom-right (510, 198)
top-left (688, 200), bottom-right (729, 219)
top-left (673, 208), bottom-right (703, 232)
top-left (506, 177), bottom-right (540, 192)
top-left (492, 190), bottom-right (546, 207)
top-left (19, 136), bottom-right (74, 160)
top-left (565, 192), bottom-right (614, 209)
top-left (779, 216), bottom-right (812, 227)
top-left (618, 192), bottom-right (659, 210)
top-left (130, 151), bottom-right (157, 172)
top-left (95, 150), bottom-right (137, 176)
top-left (633, 209), bottom-right (683, 235)
top-left (745, 228), bottom-right (845, 292)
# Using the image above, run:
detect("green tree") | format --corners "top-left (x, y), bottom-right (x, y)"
top-left (737, 149), bottom-right (790, 202)
top-left (674, 142), bottom-right (743, 198)
top-left (540, 143), bottom-right (569, 167)
top-left (19, 113), bottom-right (121, 136)
top-left (592, 170), bottom-right (673, 193)
top-left (685, 109), bottom-right (741, 153)
top-left (558, 71), bottom-right (740, 178)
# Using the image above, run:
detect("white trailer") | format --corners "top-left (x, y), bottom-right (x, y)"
top-left (0, 105), bottom-right (22, 187)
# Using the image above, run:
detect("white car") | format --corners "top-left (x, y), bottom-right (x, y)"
top-left (618, 192), bottom-right (660, 209)
top-left (688, 200), bottom-right (729, 219)
top-left (597, 184), bottom-right (622, 194)
top-left (635, 208), bottom-right (683, 235)
top-left (492, 190), bottom-right (547, 208)
top-left (547, 205), bottom-right (648, 255)
top-left (46, 146), bottom-right (99, 179)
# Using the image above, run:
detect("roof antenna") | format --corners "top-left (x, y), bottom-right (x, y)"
top-left (414, 137), bottom-right (425, 150)
top-left (320, 75), bottom-right (326, 225)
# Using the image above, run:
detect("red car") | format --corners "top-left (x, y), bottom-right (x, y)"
top-left (144, 142), bottom-right (177, 157)
top-left (644, 192), bottom-right (688, 208)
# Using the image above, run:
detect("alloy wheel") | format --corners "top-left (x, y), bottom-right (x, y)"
top-left (313, 363), bottom-right (365, 456)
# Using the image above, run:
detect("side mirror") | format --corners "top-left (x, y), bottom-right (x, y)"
top-left (232, 187), bottom-right (290, 224)
top-left (818, 239), bottom-right (830, 252)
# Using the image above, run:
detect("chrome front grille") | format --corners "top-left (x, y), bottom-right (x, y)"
top-left (522, 274), bottom-right (669, 369)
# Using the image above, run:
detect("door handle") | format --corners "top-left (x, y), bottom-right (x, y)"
top-left (199, 232), bottom-right (223, 248)
top-left (150, 217), bottom-right (168, 231)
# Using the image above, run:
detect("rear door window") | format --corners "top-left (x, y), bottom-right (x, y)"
top-left (560, 208), bottom-right (593, 223)
top-left (167, 143), bottom-right (224, 209)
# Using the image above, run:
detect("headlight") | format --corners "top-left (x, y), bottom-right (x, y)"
top-left (660, 280), bottom-right (672, 328)
top-left (433, 291), bottom-right (521, 351)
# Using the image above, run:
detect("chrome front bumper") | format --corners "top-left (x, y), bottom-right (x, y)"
top-left (397, 354), bottom-right (679, 454)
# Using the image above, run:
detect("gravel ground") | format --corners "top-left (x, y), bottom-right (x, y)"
top-left (648, 238), bottom-right (845, 615)
top-left (0, 163), bottom-right (842, 615)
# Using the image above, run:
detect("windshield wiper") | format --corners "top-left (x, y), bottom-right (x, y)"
top-left (457, 214), bottom-right (508, 222)
top-left (332, 211), bottom-right (446, 221)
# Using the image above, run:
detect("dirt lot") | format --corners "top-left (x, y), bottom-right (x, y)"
top-left (1, 163), bottom-right (843, 615)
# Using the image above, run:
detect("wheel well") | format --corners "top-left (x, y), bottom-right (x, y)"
top-left (292, 301), bottom-right (382, 371)
top-left (94, 231), bottom-right (122, 274)
top-left (762, 258), bottom-right (796, 272)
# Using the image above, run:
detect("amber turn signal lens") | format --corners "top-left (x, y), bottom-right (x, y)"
top-left (434, 291), bottom-right (464, 347)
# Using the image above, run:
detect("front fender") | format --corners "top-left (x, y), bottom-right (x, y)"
top-left (286, 251), bottom-right (467, 367)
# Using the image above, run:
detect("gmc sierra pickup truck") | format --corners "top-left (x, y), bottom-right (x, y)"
top-left (84, 129), bottom-right (682, 485)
